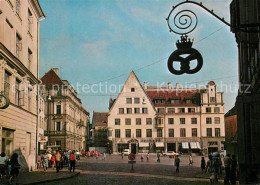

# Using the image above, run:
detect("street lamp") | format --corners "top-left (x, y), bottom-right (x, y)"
top-left (47, 95), bottom-right (51, 146)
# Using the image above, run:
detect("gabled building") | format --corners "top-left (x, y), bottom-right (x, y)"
top-left (107, 71), bottom-right (225, 155)
top-left (41, 68), bottom-right (89, 151)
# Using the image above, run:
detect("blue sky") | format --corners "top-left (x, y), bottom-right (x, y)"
top-left (39, 0), bottom-right (238, 117)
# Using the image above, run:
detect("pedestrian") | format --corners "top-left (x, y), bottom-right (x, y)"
top-left (230, 154), bottom-right (237, 185)
top-left (60, 152), bottom-right (64, 170)
top-left (10, 153), bottom-right (20, 184)
top-left (201, 157), bottom-right (206, 171)
top-left (224, 154), bottom-right (232, 185)
top-left (141, 152), bottom-right (144, 162)
top-left (55, 150), bottom-right (61, 172)
top-left (175, 155), bottom-right (180, 173)
top-left (146, 152), bottom-right (150, 162)
top-left (69, 151), bottom-right (76, 173)
top-left (51, 154), bottom-right (55, 170)
top-left (214, 157), bottom-right (220, 183)
top-left (189, 155), bottom-right (193, 166)
top-left (157, 152), bottom-right (160, 162)
top-left (41, 152), bottom-right (48, 172)
top-left (37, 154), bottom-right (42, 169)
top-left (7, 155), bottom-right (12, 176)
top-left (0, 152), bottom-right (7, 176)
top-left (102, 153), bottom-right (106, 160)
top-left (205, 155), bottom-right (216, 185)
top-left (121, 151), bottom-right (124, 159)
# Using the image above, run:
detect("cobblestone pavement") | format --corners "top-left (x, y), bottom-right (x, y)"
top-left (41, 155), bottom-right (225, 185)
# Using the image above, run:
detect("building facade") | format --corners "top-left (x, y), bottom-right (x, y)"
top-left (107, 71), bottom-right (225, 154)
top-left (41, 68), bottom-right (89, 152)
top-left (0, 0), bottom-right (45, 170)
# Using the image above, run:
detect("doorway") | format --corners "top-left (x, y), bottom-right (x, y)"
top-left (131, 144), bottom-right (136, 154)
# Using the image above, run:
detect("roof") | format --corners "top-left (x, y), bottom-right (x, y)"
top-left (41, 69), bottom-right (64, 88)
top-left (92, 112), bottom-right (109, 127)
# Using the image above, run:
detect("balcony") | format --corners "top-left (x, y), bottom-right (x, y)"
top-left (155, 123), bottom-right (164, 128)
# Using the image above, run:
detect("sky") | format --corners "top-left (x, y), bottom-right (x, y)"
top-left (38, 0), bottom-right (238, 118)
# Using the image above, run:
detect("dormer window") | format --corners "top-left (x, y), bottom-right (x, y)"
top-left (131, 88), bottom-right (135, 92)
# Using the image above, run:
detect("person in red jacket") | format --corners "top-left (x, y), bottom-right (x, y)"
top-left (69, 151), bottom-right (76, 173)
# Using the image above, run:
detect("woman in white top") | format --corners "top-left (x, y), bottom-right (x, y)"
top-left (0, 152), bottom-right (7, 175)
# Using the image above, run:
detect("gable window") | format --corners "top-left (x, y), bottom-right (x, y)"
top-left (115, 119), bottom-right (120, 125)
top-left (131, 88), bottom-right (135, 92)
top-left (127, 108), bottom-right (132, 114)
top-left (134, 108), bottom-right (140, 114)
top-left (142, 108), bottom-right (148, 114)
top-left (134, 98), bottom-right (140, 104)
top-left (136, 118), bottom-right (141, 125)
top-left (126, 98), bottom-right (132, 104)
top-left (119, 108), bottom-right (124, 114)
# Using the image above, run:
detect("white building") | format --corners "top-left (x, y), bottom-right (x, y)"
top-left (107, 71), bottom-right (225, 155)
top-left (0, 0), bottom-right (45, 170)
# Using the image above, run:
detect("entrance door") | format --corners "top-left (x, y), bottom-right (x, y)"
top-left (167, 143), bottom-right (176, 152)
top-left (208, 147), bottom-right (218, 154)
top-left (131, 144), bottom-right (136, 154)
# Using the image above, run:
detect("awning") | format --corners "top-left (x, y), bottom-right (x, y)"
top-left (182, 142), bottom-right (189, 149)
top-left (190, 142), bottom-right (201, 149)
top-left (139, 142), bottom-right (149, 147)
top-left (155, 142), bottom-right (164, 147)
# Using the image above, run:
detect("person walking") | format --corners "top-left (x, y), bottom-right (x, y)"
top-left (201, 157), bottom-right (206, 172)
top-left (9, 153), bottom-right (20, 185)
top-left (0, 152), bottom-right (7, 176)
top-left (51, 154), bottom-right (55, 170)
top-left (102, 153), bottom-right (106, 160)
top-left (69, 151), bottom-right (76, 173)
top-left (42, 152), bottom-right (49, 172)
top-left (121, 151), bottom-right (124, 160)
top-left (175, 155), bottom-right (180, 173)
top-left (214, 157), bottom-right (220, 183)
top-left (157, 152), bottom-right (160, 163)
top-left (146, 152), bottom-right (149, 162)
top-left (141, 152), bottom-right (144, 162)
top-left (205, 155), bottom-right (216, 185)
top-left (55, 151), bottom-right (61, 172)
top-left (230, 155), bottom-right (237, 185)
top-left (224, 154), bottom-right (232, 185)
top-left (189, 155), bottom-right (193, 166)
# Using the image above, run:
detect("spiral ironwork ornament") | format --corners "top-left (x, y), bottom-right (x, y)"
top-left (167, 9), bottom-right (198, 35)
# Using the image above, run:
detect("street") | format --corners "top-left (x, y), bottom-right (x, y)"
top-left (41, 155), bottom-right (224, 185)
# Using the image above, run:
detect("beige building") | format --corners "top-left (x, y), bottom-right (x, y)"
top-left (41, 68), bottom-right (89, 151)
top-left (0, 0), bottom-right (45, 170)
top-left (108, 71), bottom-right (225, 155)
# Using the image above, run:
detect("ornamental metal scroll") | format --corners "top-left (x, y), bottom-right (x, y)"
top-left (166, 0), bottom-right (231, 75)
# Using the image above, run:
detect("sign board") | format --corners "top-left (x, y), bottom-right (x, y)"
top-left (128, 153), bottom-right (135, 161)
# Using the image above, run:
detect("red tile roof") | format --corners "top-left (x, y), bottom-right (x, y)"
top-left (41, 69), bottom-right (64, 87)
top-left (93, 112), bottom-right (109, 127)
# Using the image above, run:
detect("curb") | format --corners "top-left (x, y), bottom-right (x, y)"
top-left (21, 172), bottom-right (80, 185)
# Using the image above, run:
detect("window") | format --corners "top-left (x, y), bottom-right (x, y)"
top-left (154, 99), bottom-right (165, 104)
top-left (28, 88), bottom-right (31, 111)
top-left (15, 79), bottom-right (21, 106)
top-left (188, 108), bottom-right (195, 113)
top-left (157, 129), bottom-right (162, 137)
top-left (136, 129), bottom-right (141, 138)
top-left (191, 118), bottom-right (197, 124)
top-left (214, 117), bottom-right (220, 124)
top-left (2, 128), bottom-right (14, 157)
top-left (206, 117), bottom-right (212, 124)
top-left (142, 108), bottom-right (148, 114)
top-left (134, 98), bottom-right (140, 104)
top-left (136, 118), bottom-right (141, 125)
top-left (28, 9), bottom-right (33, 33)
top-left (55, 141), bottom-right (61, 146)
top-left (207, 128), bottom-right (212, 137)
top-left (206, 107), bottom-right (211, 113)
top-left (115, 129), bottom-right (120, 138)
top-left (146, 129), bottom-right (152, 137)
top-left (125, 118), bottom-right (131, 125)
top-left (131, 88), bottom-right (135, 92)
top-left (126, 98), bottom-right (132, 104)
top-left (214, 107), bottom-right (220, 113)
top-left (192, 128), bottom-right (197, 137)
top-left (168, 108), bottom-right (175, 113)
top-left (186, 99), bottom-right (193, 104)
top-left (56, 122), bottom-right (61, 131)
top-left (178, 108), bottom-right (185, 113)
top-left (16, 33), bottom-right (22, 58)
top-left (180, 118), bottom-right (185, 124)
top-left (16, 0), bottom-right (21, 15)
top-left (168, 118), bottom-right (174, 124)
top-left (180, 128), bottom-right (186, 137)
top-left (215, 128), bottom-right (220, 137)
top-left (146, 118), bottom-right (152, 125)
top-left (56, 105), bottom-right (61, 114)
top-left (134, 108), bottom-right (140, 114)
top-left (210, 97), bottom-right (215, 102)
top-left (28, 49), bottom-right (32, 70)
top-left (170, 99), bottom-right (180, 104)
top-left (4, 71), bottom-right (11, 97)
top-left (125, 129), bottom-right (131, 138)
top-left (169, 129), bottom-right (174, 137)
top-left (157, 108), bottom-right (165, 113)
top-left (115, 119), bottom-right (120, 125)
top-left (119, 108), bottom-right (124, 114)
top-left (156, 118), bottom-right (163, 125)
top-left (127, 108), bottom-right (132, 114)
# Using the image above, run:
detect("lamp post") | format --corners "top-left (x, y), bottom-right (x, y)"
top-left (47, 95), bottom-right (51, 146)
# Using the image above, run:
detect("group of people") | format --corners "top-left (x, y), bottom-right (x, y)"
top-left (0, 152), bottom-right (20, 184)
top-left (39, 150), bottom-right (77, 173)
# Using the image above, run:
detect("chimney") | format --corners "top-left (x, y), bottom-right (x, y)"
top-left (143, 82), bottom-right (148, 90)
top-left (52, 68), bottom-right (59, 75)
top-left (168, 82), bottom-right (172, 89)
top-left (176, 83), bottom-right (180, 89)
